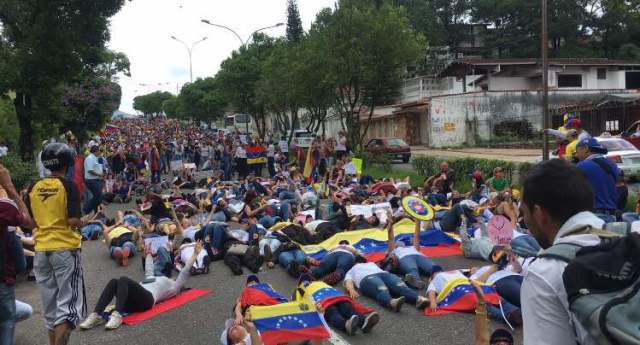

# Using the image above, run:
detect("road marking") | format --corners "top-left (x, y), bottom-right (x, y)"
top-left (328, 328), bottom-right (351, 345)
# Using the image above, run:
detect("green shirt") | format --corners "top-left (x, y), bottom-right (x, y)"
top-left (488, 177), bottom-right (508, 192)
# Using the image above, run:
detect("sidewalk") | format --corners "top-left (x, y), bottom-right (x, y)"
top-left (411, 146), bottom-right (544, 163)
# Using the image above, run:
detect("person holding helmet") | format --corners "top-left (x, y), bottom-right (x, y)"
top-left (26, 142), bottom-right (91, 345)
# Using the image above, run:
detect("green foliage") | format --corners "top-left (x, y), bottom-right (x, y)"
top-left (412, 156), bottom-right (533, 188)
top-left (286, 0), bottom-right (304, 43)
top-left (162, 96), bottom-right (179, 118)
top-left (0, 97), bottom-right (19, 149)
top-left (133, 91), bottom-right (173, 117)
top-left (177, 78), bottom-right (226, 123)
top-left (356, 152), bottom-right (392, 171)
top-left (363, 165), bottom-right (424, 188)
top-left (0, 154), bottom-right (38, 191)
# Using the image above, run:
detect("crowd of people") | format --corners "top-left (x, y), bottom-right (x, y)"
top-left (0, 115), bottom-right (638, 345)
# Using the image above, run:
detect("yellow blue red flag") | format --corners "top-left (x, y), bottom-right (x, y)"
top-left (248, 300), bottom-right (330, 345)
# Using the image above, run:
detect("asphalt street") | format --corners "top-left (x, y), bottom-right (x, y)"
top-left (13, 187), bottom-right (524, 345)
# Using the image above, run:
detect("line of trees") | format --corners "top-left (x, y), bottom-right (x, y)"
top-left (146, 0), bottom-right (424, 150)
top-left (0, 0), bottom-right (129, 160)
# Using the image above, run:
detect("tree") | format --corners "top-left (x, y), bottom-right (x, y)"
top-left (286, 0), bottom-right (305, 43)
top-left (133, 91), bottom-right (173, 117)
top-left (162, 96), bottom-right (180, 118)
top-left (177, 77), bottom-right (226, 124)
top-left (312, 0), bottom-right (424, 150)
top-left (0, 0), bottom-right (126, 160)
top-left (217, 33), bottom-right (276, 138)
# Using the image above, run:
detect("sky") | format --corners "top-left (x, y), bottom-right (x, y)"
top-left (108, 0), bottom-right (336, 114)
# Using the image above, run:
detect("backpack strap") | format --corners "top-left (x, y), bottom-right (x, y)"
top-left (591, 157), bottom-right (618, 184)
top-left (537, 242), bottom-right (584, 263)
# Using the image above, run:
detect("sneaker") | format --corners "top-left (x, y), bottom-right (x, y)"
top-left (263, 244), bottom-right (273, 263)
top-left (90, 231), bottom-right (100, 241)
top-left (344, 315), bottom-right (362, 336)
top-left (112, 248), bottom-right (124, 266)
top-left (321, 271), bottom-right (342, 285)
top-left (79, 312), bottom-right (104, 330)
top-left (105, 311), bottom-right (123, 330)
top-left (288, 261), bottom-right (300, 278)
top-left (389, 296), bottom-right (405, 313)
top-left (416, 296), bottom-right (429, 309)
top-left (361, 312), bottom-right (379, 333)
top-left (121, 248), bottom-right (130, 267)
top-left (404, 274), bottom-right (426, 290)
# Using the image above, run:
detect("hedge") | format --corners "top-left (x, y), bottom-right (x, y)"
top-left (0, 154), bottom-right (39, 191)
top-left (412, 156), bottom-right (534, 189)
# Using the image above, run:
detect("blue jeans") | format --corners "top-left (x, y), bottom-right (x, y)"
top-left (358, 272), bottom-right (418, 307)
top-left (0, 283), bottom-right (16, 345)
top-left (621, 212), bottom-right (639, 224)
top-left (81, 224), bottom-right (102, 240)
top-left (487, 297), bottom-right (519, 324)
top-left (153, 247), bottom-right (172, 277)
top-left (397, 254), bottom-right (434, 279)
top-left (110, 242), bottom-right (137, 258)
top-left (279, 191), bottom-right (296, 201)
top-left (427, 193), bottom-right (447, 206)
top-left (83, 179), bottom-right (103, 214)
top-left (278, 249), bottom-right (306, 270)
top-left (510, 235), bottom-right (541, 258)
top-left (212, 212), bottom-right (227, 222)
top-left (151, 170), bottom-right (161, 184)
top-left (324, 301), bottom-right (360, 332)
top-left (197, 223), bottom-right (228, 250)
top-left (311, 252), bottom-right (355, 280)
top-left (495, 275), bottom-right (523, 308)
top-left (595, 213), bottom-right (616, 224)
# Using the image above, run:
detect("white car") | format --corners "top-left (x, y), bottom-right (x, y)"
top-left (596, 137), bottom-right (640, 177)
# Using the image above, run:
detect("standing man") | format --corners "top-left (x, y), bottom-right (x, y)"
top-left (574, 138), bottom-right (619, 223)
top-left (83, 145), bottom-right (103, 214)
top-left (27, 143), bottom-right (89, 345)
top-left (0, 164), bottom-right (35, 345)
top-left (519, 159), bottom-right (601, 345)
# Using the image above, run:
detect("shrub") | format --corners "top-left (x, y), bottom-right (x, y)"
top-left (0, 154), bottom-right (38, 191)
top-left (355, 151), bottom-right (392, 171)
top-left (494, 119), bottom-right (535, 139)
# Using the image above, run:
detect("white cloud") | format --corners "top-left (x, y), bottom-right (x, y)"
top-left (108, 0), bottom-right (336, 113)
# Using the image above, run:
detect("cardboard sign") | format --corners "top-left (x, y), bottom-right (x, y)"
top-left (183, 163), bottom-right (196, 170)
top-left (444, 123), bottom-right (456, 131)
top-left (487, 215), bottom-right (514, 245)
top-left (344, 162), bottom-right (356, 175)
top-left (278, 140), bottom-right (289, 153)
top-left (352, 158), bottom-right (363, 175)
top-left (240, 135), bottom-right (248, 144)
top-left (144, 236), bottom-right (169, 255)
top-left (170, 160), bottom-right (183, 171)
top-left (349, 202), bottom-right (392, 217)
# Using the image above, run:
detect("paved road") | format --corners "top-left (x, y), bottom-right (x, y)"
top-left (410, 147), bottom-right (543, 163)
top-left (13, 188), bottom-right (524, 345)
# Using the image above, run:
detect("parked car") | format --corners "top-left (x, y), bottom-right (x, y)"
top-left (293, 129), bottom-right (314, 148)
top-left (364, 138), bottom-right (411, 163)
top-left (621, 120), bottom-right (640, 149)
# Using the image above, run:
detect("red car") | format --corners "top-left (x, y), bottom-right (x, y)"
top-left (364, 138), bottom-right (411, 163)
top-left (622, 120), bottom-right (640, 149)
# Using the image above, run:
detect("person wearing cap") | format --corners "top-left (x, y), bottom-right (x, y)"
top-left (233, 275), bottom-right (288, 326)
top-left (344, 261), bottom-right (430, 312)
top-left (386, 214), bottom-right (435, 289)
top-left (575, 137), bottom-right (619, 223)
top-left (519, 159), bottom-right (602, 345)
top-left (83, 144), bottom-right (104, 214)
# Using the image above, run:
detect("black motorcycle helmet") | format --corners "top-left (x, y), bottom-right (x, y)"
top-left (41, 142), bottom-right (75, 172)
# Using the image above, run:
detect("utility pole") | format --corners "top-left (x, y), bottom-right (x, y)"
top-left (170, 36), bottom-right (208, 83)
top-left (541, 0), bottom-right (550, 161)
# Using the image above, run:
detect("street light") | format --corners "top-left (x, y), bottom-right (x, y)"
top-left (170, 35), bottom-right (208, 83)
top-left (200, 19), bottom-right (284, 47)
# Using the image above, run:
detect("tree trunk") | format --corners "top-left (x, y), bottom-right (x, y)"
top-left (14, 92), bottom-right (35, 161)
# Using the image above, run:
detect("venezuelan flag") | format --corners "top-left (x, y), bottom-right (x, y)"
top-left (246, 145), bottom-right (267, 164)
top-left (302, 145), bottom-right (313, 179)
top-left (296, 281), bottom-right (373, 315)
top-left (240, 283), bottom-right (288, 309)
top-left (299, 218), bottom-right (461, 262)
top-left (248, 301), bottom-right (330, 345)
top-left (424, 277), bottom-right (500, 316)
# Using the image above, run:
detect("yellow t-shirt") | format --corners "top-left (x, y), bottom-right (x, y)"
top-left (27, 177), bottom-right (82, 252)
top-left (106, 226), bottom-right (131, 244)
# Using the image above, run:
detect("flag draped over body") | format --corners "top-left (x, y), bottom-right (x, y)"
top-left (240, 283), bottom-right (288, 309)
top-left (248, 300), bottom-right (330, 345)
top-left (296, 281), bottom-right (373, 315)
top-left (246, 145), bottom-right (268, 165)
top-left (299, 219), bottom-right (462, 262)
top-left (424, 277), bottom-right (500, 316)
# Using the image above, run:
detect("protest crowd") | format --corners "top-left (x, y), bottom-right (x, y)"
top-left (0, 116), bottom-right (638, 345)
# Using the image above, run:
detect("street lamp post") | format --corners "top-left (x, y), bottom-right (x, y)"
top-left (541, 0), bottom-right (550, 161)
top-left (170, 36), bottom-right (208, 83)
top-left (200, 20), bottom-right (284, 134)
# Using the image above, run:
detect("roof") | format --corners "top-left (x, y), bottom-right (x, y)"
top-left (453, 58), bottom-right (640, 67)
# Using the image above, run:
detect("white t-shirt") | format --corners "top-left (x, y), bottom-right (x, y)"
top-left (427, 270), bottom-right (466, 294)
top-left (329, 244), bottom-right (356, 256)
top-left (344, 262), bottom-right (384, 288)
top-left (84, 153), bottom-right (102, 180)
top-left (392, 245), bottom-right (421, 259)
top-left (235, 147), bottom-right (246, 159)
top-left (179, 243), bottom-right (208, 269)
top-left (470, 265), bottom-right (520, 285)
top-left (0, 145), bottom-right (7, 157)
top-left (305, 220), bottom-right (328, 233)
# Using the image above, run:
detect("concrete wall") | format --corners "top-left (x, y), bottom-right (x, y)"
top-left (547, 66), bottom-right (627, 90)
top-left (428, 89), bottom-right (628, 147)
top-left (488, 77), bottom-right (534, 91)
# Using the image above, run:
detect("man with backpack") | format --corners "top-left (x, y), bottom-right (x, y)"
top-left (520, 159), bottom-right (604, 344)
top-left (574, 138), bottom-right (619, 223)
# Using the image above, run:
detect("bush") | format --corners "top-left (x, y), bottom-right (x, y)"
top-left (494, 119), bottom-right (535, 139)
top-left (412, 156), bottom-right (532, 191)
top-left (355, 151), bottom-right (392, 171)
top-left (0, 154), bottom-right (38, 191)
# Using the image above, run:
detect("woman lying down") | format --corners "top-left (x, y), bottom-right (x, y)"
top-left (79, 241), bottom-right (204, 331)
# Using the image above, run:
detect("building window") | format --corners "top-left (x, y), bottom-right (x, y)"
top-left (597, 68), bottom-right (607, 80)
top-left (558, 74), bottom-right (582, 87)
top-left (605, 120), bottom-right (619, 132)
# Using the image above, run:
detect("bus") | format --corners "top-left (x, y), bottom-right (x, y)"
top-left (225, 113), bottom-right (252, 133)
